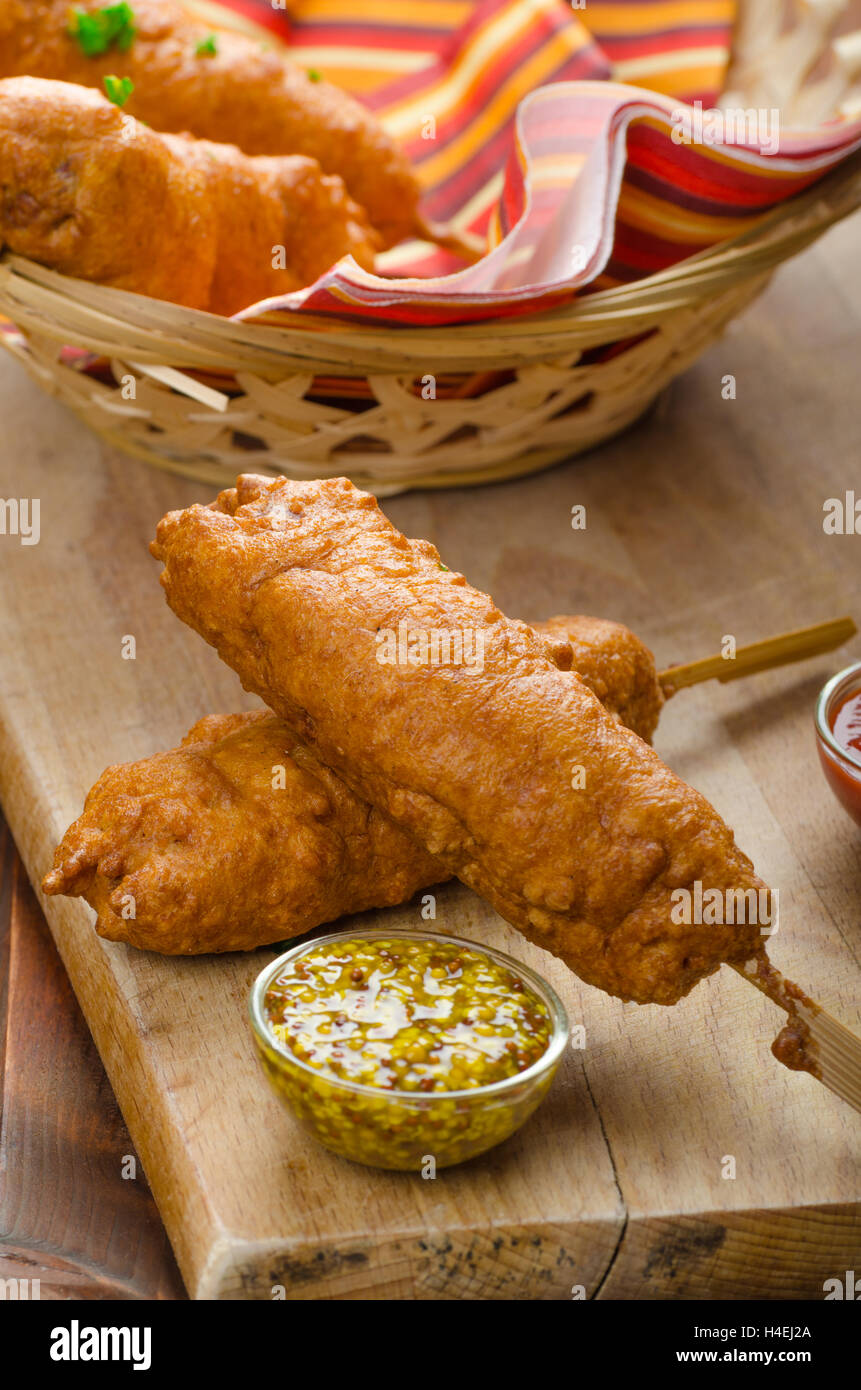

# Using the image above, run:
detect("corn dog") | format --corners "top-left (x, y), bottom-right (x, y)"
top-left (43, 711), bottom-right (444, 954)
top-left (0, 0), bottom-right (419, 246)
top-left (42, 616), bottom-right (664, 953)
top-left (150, 476), bottom-right (771, 1004)
top-left (0, 77), bottom-right (379, 313)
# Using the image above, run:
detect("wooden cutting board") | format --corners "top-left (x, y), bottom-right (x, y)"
top-left (1, 224), bottom-right (860, 1299)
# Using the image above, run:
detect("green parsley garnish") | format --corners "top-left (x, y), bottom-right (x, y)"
top-left (196, 34), bottom-right (218, 57)
top-left (438, 562), bottom-right (450, 571)
top-left (103, 74), bottom-right (134, 108)
top-left (307, 68), bottom-right (322, 82)
top-left (68, 4), bottom-right (136, 58)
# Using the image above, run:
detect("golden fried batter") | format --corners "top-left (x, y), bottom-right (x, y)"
top-left (42, 616), bottom-right (662, 954)
top-left (42, 710), bottom-right (444, 954)
top-left (151, 475), bottom-right (769, 1005)
top-left (538, 614), bottom-right (664, 743)
top-left (0, 77), bottom-right (379, 313)
top-left (0, 0), bottom-right (419, 246)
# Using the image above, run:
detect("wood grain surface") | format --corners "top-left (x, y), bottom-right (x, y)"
top-left (0, 214), bottom-right (859, 1300)
top-left (0, 818), bottom-right (185, 1300)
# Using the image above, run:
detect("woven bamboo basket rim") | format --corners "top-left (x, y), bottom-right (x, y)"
top-left (1, 147), bottom-right (859, 379)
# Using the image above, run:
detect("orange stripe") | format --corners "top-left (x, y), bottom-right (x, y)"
top-left (626, 63), bottom-right (730, 98)
top-left (401, 31), bottom-right (591, 186)
top-left (381, 0), bottom-right (590, 129)
top-left (582, 1), bottom-right (735, 35)
top-left (616, 184), bottom-right (763, 244)
top-left (291, 0), bottom-right (471, 22)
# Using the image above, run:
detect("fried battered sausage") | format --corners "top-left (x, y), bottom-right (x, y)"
top-left (42, 711), bottom-right (444, 954)
top-left (0, 77), bottom-right (380, 313)
top-left (539, 614), bottom-right (664, 743)
top-left (0, 0), bottom-right (419, 246)
top-left (42, 616), bottom-right (663, 954)
top-left (0, 77), bottom-right (214, 307)
top-left (151, 475), bottom-right (769, 1004)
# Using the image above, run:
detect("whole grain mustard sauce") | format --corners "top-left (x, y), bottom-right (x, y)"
top-left (264, 937), bottom-right (553, 1093)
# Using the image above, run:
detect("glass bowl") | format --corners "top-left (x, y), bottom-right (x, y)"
top-left (814, 661), bottom-right (861, 826)
top-left (249, 928), bottom-right (569, 1171)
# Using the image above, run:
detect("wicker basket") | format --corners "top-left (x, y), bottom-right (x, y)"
top-left (1, 5), bottom-right (859, 495)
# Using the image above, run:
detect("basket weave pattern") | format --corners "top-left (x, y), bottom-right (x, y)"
top-left (1, 5), bottom-right (859, 494)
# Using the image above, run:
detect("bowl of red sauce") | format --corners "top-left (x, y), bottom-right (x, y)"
top-left (815, 661), bottom-right (861, 825)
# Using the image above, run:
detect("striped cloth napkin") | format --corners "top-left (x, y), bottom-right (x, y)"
top-left (208, 0), bottom-right (861, 325)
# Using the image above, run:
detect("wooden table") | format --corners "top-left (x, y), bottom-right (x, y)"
top-left (0, 814), bottom-right (185, 1299)
top-left (0, 212), bottom-right (859, 1300)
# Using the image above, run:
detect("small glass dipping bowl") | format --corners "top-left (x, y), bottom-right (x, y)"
top-left (814, 661), bottom-right (861, 826)
top-left (249, 928), bottom-right (569, 1171)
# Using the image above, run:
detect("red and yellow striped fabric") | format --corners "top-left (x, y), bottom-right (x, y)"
top-left (582, 0), bottom-right (737, 105)
top-left (200, 0), bottom-right (861, 325)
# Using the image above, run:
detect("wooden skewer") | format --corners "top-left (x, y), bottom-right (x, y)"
top-left (732, 961), bottom-right (861, 1115)
top-left (659, 616), bottom-right (857, 697)
top-left (667, 614), bottom-right (861, 1113)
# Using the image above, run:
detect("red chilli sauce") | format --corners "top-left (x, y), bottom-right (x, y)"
top-left (747, 952), bottom-right (822, 1078)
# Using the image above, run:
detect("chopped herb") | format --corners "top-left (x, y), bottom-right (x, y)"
top-left (307, 68), bottom-right (322, 83)
top-left (196, 34), bottom-right (218, 57)
top-left (68, 3), bottom-right (136, 58)
top-left (439, 562), bottom-right (450, 571)
top-left (103, 74), bottom-right (134, 108)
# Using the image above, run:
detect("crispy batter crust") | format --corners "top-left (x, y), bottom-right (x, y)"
top-left (151, 475), bottom-right (767, 1004)
top-left (0, 77), bottom-right (379, 313)
top-left (43, 710), bottom-right (443, 954)
top-left (41, 616), bottom-right (662, 954)
top-left (537, 614), bottom-right (664, 743)
top-left (0, 0), bottom-right (419, 245)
